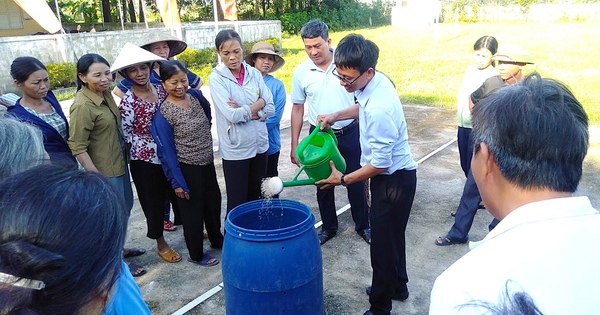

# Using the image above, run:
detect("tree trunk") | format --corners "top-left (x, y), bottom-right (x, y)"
top-left (128, 0), bottom-right (137, 22)
top-left (138, 0), bottom-right (145, 22)
top-left (102, 0), bottom-right (112, 22)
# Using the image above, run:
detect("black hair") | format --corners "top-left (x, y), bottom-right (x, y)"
top-left (0, 164), bottom-right (128, 314)
top-left (474, 35), bottom-right (499, 55)
top-left (159, 60), bottom-right (187, 82)
top-left (460, 281), bottom-right (544, 315)
top-left (10, 57), bottom-right (47, 83)
top-left (334, 34), bottom-right (379, 73)
top-left (76, 53), bottom-right (110, 91)
top-left (300, 19), bottom-right (329, 41)
top-left (472, 72), bottom-right (588, 192)
top-left (215, 29), bottom-right (243, 52)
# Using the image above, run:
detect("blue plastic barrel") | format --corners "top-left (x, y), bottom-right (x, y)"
top-left (223, 199), bottom-right (323, 315)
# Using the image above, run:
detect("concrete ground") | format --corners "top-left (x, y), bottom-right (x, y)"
top-left (106, 90), bottom-right (600, 315)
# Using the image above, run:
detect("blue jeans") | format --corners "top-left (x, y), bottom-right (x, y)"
top-left (446, 170), bottom-right (499, 241)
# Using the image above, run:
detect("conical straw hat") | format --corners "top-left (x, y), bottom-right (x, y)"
top-left (110, 43), bottom-right (166, 74)
top-left (139, 32), bottom-right (187, 58)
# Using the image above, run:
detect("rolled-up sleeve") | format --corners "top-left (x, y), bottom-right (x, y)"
top-left (68, 103), bottom-right (93, 155)
top-left (365, 107), bottom-right (396, 169)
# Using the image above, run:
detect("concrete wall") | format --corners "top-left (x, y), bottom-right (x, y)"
top-left (0, 20), bottom-right (281, 94)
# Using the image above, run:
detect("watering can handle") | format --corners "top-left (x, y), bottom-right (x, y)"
top-left (296, 122), bottom-right (338, 157)
top-left (296, 122), bottom-right (321, 155)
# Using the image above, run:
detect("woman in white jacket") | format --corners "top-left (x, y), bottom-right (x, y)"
top-left (209, 29), bottom-right (275, 214)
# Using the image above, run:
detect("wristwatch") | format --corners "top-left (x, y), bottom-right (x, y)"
top-left (340, 175), bottom-right (348, 187)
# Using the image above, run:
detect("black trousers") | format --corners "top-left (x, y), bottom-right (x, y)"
top-left (266, 151), bottom-right (280, 178)
top-left (309, 123), bottom-right (369, 232)
top-left (129, 160), bottom-right (171, 239)
top-left (177, 162), bottom-right (223, 261)
top-left (457, 126), bottom-right (473, 177)
top-left (369, 169), bottom-right (417, 315)
top-left (222, 152), bottom-right (268, 213)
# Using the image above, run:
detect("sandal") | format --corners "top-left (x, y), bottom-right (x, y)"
top-left (164, 220), bottom-right (177, 232)
top-left (188, 255), bottom-right (219, 267)
top-left (158, 248), bottom-right (182, 263)
top-left (434, 236), bottom-right (468, 246)
top-left (128, 262), bottom-right (146, 277)
top-left (123, 248), bottom-right (146, 258)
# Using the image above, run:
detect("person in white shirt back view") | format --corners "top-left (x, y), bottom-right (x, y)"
top-left (429, 73), bottom-right (600, 314)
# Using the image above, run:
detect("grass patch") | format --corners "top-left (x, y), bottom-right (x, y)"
top-left (269, 22), bottom-right (600, 124)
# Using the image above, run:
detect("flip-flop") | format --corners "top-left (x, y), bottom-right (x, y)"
top-left (434, 236), bottom-right (468, 246)
top-left (123, 248), bottom-right (146, 258)
top-left (164, 220), bottom-right (177, 232)
top-left (128, 262), bottom-right (146, 277)
top-left (158, 248), bottom-right (182, 263)
top-left (188, 255), bottom-right (219, 267)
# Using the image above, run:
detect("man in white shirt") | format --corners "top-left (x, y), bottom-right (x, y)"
top-left (316, 34), bottom-right (418, 315)
top-left (290, 19), bottom-right (370, 245)
top-left (429, 73), bottom-right (600, 314)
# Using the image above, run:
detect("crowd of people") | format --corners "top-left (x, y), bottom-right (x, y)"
top-left (1, 19), bottom-right (599, 315)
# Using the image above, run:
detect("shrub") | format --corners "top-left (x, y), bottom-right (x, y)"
top-left (46, 62), bottom-right (76, 89)
top-left (178, 48), bottom-right (218, 68)
top-left (278, 1), bottom-right (392, 35)
top-left (244, 38), bottom-right (282, 54)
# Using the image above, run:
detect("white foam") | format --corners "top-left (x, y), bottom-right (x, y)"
top-left (261, 177), bottom-right (284, 198)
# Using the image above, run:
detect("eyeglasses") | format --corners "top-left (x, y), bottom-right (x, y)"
top-left (332, 68), bottom-right (365, 86)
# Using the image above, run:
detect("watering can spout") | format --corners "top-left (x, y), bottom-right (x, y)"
top-left (262, 122), bottom-right (346, 197)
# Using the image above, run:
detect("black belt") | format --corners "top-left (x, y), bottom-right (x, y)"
top-left (332, 119), bottom-right (358, 136)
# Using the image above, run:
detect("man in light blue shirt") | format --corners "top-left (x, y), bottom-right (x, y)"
top-left (290, 19), bottom-right (370, 245)
top-left (316, 34), bottom-right (417, 315)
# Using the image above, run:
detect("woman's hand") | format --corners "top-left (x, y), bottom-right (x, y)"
top-left (227, 98), bottom-right (239, 108)
top-left (174, 187), bottom-right (190, 200)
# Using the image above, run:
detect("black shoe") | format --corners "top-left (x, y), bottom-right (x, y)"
top-left (318, 230), bottom-right (336, 245)
top-left (362, 311), bottom-right (374, 315)
top-left (366, 286), bottom-right (409, 301)
top-left (357, 228), bottom-right (371, 244)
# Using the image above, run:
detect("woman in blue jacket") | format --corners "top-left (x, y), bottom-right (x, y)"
top-left (151, 60), bottom-right (223, 267)
top-left (8, 57), bottom-right (76, 165)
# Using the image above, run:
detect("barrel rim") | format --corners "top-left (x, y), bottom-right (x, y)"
top-left (225, 199), bottom-right (315, 241)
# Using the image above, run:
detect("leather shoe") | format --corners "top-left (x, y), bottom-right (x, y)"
top-left (318, 230), bottom-right (336, 245)
top-left (362, 311), bottom-right (374, 315)
top-left (366, 286), bottom-right (409, 301)
top-left (357, 228), bottom-right (371, 244)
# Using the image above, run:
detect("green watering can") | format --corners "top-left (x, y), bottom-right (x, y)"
top-left (284, 122), bottom-right (346, 187)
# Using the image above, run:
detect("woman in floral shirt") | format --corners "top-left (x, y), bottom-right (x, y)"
top-left (112, 43), bottom-right (182, 264)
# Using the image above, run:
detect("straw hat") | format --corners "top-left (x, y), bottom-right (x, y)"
top-left (492, 44), bottom-right (535, 64)
top-left (139, 32), bottom-right (187, 58)
top-left (244, 42), bottom-right (285, 73)
top-left (110, 43), bottom-right (166, 75)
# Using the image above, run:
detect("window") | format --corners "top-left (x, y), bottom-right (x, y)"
top-left (0, 0), bottom-right (23, 30)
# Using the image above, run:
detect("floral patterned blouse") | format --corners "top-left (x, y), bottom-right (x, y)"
top-left (119, 83), bottom-right (167, 164)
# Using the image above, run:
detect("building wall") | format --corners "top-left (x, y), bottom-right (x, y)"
top-left (0, 20), bottom-right (281, 94)
top-left (0, 0), bottom-right (45, 37)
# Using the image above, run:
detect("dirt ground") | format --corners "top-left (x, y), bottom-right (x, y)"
top-left (118, 96), bottom-right (600, 315)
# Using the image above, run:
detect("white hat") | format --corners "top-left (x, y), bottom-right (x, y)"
top-left (110, 43), bottom-right (166, 74)
top-left (244, 42), bottom-right (285, 73)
